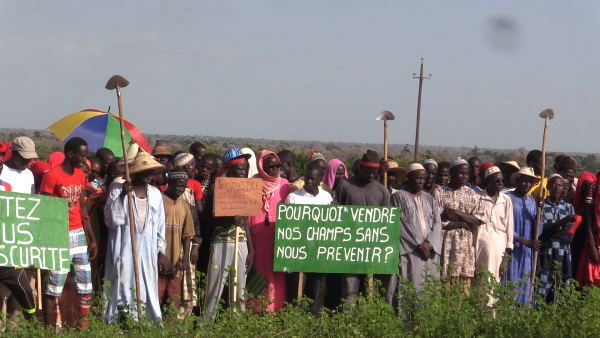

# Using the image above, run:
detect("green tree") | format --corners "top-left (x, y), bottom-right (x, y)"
top-left (581, 154), bottom-right (598, 174)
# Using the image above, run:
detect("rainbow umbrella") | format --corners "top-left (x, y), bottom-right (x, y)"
top-left (48, 109), bottom-right (151, 157)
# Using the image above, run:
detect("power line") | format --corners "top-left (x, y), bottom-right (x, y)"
top-left (0, 1), bottom-right (390, 59)
top-left (0, 30), bottom-right (409, 75)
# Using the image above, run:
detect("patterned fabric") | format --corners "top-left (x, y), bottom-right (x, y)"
top-left (45, 228), bottom-right (92, 296)
top-left (433, 185), bottom-right (485, 278)
top-left (540, 199), bottom-right (575, 242)
top-left (583, 180), bottom-right (598, 234)
top-left (537, 239), bottom-right (572, 302)
top-left (212, 223), bottom-right (247, 243)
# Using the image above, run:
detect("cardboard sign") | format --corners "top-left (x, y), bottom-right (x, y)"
top-left (273, 204), bottom-right (400, 274)
top-left (0, 191), bottom-right (70, 271)
top-left (213, 177), bottom-right (263, 217)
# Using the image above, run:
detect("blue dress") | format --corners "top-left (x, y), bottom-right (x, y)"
top-left (507, 191), bottom-right (539, 304)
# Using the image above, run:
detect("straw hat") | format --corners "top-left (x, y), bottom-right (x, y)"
top-left (387, 160), bottom-right (407, 184)
top-left (510, 166), bottom-right (540, 185)
top-left (499, 160), bottom-right (520, 170)
top-left (152, 141), bottom-right (172, 157)
top-left (130, 149), bottom-right (166, 175)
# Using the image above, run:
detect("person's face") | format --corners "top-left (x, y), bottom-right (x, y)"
top-left (423, 164), bottom-right (437, 185)
top-left (531, 159), bottom-right (543, 176)
top-left (435, 168), bottom-right (449, 185)
top-left (155, 155), bottom-right (171, 166)
top-left (280, 160), bottom-right (292, 177)
top-left (359, 165), bottom-right (378, 183)
top-left (304, 169), bottom-right (322, 193)
top-left (184, 158), bottom-right (197, 179)
top-left (133, 170), bottom-right (155, 186)
top-left (100, 154), bottom-right (115, 175)
top-left (108, 165), bottom-right (124, 181)
top-left (515, 175), bottom-right (536, 196)
top-left (313, 159), bottom-right (327, 170)
top-left (167, 178), bottom-right (188, 198)
top-left (485, 172), bottom-right (504, 192)
top-left (352, 161), bottom-right (360, 176)
top-left (227, 161), bottom-right (248, 178)
top-left (263, 155), bottom-right (281, 178)
top-left (559, 169), bottom-right (575, 184)
top-left (451, 164), bottom-right (470, 186)
top-left (408, 170), bottom-right (426, 191)
top-left (562, 178), bottom-right (570, 199)
top-left (81, 163), bottom-right (91, 181)
top-left (13, 152), bottom-right (33, 171)
top-left (70, 145), bottom-right (89, 169)
top-left (191, 147), bottom-right (207, 164)
top-left (335, 165), bottom-right (346, 184)
top-left (387, 172), bottom-right (397, 187)
top-left (548, 177), bottom-right (564, 199)
top-left (501, 166), bottom-right (519, 186)
top-left (89, 163), bottom-right (101, 182)
top-left (198, 158), bottom-right (216, 180)
top-left (469, 160), bottom-right (481, 180)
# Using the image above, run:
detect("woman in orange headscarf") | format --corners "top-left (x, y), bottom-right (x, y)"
top-left (247, 150), bottom-right (290, 312)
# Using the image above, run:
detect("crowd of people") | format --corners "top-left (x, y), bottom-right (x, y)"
top-left (0, 134), bottom-right (598, 329)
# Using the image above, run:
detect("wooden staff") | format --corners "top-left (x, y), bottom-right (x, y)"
top-left (528, 108), bottom-right (555, 306)
top-left (374, 111), bottom-right (395, 297)
top-left (105, 75), bottom-right (142, 320)
top-left (232, 225), bottom-right (240, 312)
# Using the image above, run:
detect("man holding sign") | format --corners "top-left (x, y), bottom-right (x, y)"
top-left (203, 148), bottom-right (255, 316)
top-left (335, 150), bottom-right (394, 307)
top-left (284, 163), bottom-right (333, 315)
top-left (0, 159), bottom-right (36, 322)
top-left (40, 137), bottom-right (97, 328)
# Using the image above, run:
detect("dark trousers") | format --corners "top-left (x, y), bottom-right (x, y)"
top-left (0, 267), bottom-right (35, 313)
top-left (286, 272), bottom-right (323, 315)
top-left (342, 273), bottom-right (397, 309)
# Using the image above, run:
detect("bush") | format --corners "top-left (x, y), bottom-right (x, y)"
top-left (3, 272), bottom-right (600, 337)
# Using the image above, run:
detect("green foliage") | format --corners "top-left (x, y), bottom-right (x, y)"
top-left (5, 269), bottom-right (599, 337)
top-left (581, 154), bottom-right (598, 174)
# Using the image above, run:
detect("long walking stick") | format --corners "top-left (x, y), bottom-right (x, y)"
top-left (374, 111), bottom-right (395, 296)
top-left (105, 75), bottom-right (142, 320)
top-left (37, 269), bottom-right (42, 310)
top-left (528, 108), bottom-right (555, 306)
top-left (232, 225), bottom-right (240, 312)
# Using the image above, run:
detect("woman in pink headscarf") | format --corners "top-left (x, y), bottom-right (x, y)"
top-left (247, 150), bottom-right (290, 312)
top-left (322, 159), bottom-right (348, 195)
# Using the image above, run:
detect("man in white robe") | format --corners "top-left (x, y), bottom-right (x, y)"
top-left (104, 151), bottom-right (168, 323)
top-left (392, 163), bottom-right (443, 292)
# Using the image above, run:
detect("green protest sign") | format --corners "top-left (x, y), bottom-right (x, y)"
top-left (273, 204), bottom-right (400, 274)
top-left (0, 191), bottom-right (70, 271)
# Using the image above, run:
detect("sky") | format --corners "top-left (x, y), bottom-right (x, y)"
top-left (1, 1), bottom-right (599, 153)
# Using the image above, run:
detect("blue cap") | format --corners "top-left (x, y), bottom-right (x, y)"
top-left (222, 148), bottom-right (251, 165)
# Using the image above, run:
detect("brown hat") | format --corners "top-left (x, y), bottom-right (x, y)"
top-left (152, 141), bottom-right (172, 157)
top-left (130, 150), bottom-right (166, 175)
top-left (387, 160), bottom-right (407, 184)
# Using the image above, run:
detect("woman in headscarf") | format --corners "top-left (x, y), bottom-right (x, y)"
top-left (247, 150), bottom-right (290, 312)
top-left (571, 171), bottom-right (600, 286)
top-left (322, 159), bottom-right (348, 198)
top-left (241, 148), bottom-right (258, 178)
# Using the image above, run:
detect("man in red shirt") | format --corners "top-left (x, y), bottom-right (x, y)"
top-left (40, 137), bottom-right (97, 328)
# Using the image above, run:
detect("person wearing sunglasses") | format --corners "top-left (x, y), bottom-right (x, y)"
top-left (474, 166), bottom-right (514, 306)
top-left (247, 150), bottom-right (290, 313)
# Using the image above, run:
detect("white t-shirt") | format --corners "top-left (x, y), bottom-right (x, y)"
top-left (0, 166), bottom-right (35, 194)
top-left (285, 186), bottom-right (333, 205)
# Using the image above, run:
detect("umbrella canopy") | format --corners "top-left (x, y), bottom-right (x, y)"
top-left (48, 109), bottom-right (151, 158)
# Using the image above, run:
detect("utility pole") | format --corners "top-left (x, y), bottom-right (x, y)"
top-left (413, 58), bottom-right (431, 161)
